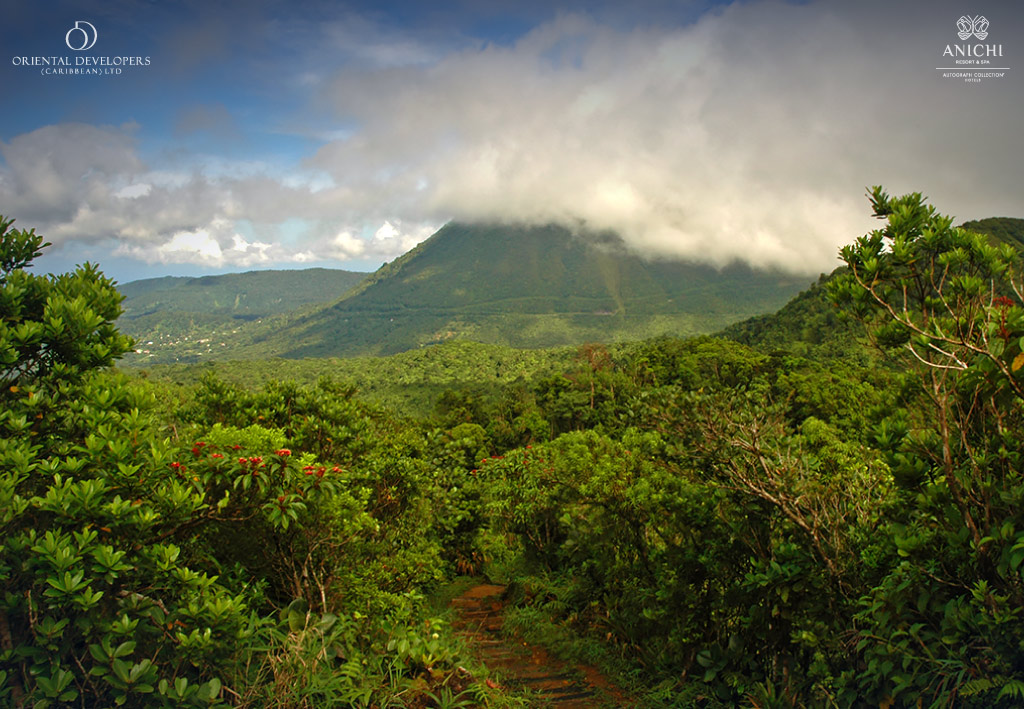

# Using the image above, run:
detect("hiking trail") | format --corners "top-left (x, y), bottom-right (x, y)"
top-left (450, 583), bottom-right (631, 708)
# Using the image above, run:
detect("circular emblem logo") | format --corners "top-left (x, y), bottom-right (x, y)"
top-left (65, 21), bottom-right (98, 51)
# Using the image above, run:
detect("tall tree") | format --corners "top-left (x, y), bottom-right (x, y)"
top-left (829, 189), bottom-right (1024, 706)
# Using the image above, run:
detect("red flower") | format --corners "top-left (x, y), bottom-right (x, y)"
top-left (194, 441), bottom-right (206, 447)
top-left (170, 462), bottom-right (182, 470)
top-left (275, 449), bottom-right (291, 457)
top-left (238, 458), bottom-right (248, 465)
top-left (278, 495), bottom-right (285, 503)
top-left (210, 453), bottom-right (224, 459)
top-left (232, 444), bottom-right (241, 450)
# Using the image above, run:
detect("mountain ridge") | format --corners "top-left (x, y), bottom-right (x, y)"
top-left (243, 222), bottom-right (811, 359)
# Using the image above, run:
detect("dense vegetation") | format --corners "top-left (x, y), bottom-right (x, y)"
top-left (3, 189), bottom-right (1024, 707)
top-left (137, 341), bottom-right (576, 418)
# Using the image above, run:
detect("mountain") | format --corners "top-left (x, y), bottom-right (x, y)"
top-left (118, 275), bottom-right (193, 299)
top-left (230, 222), bottom-right (811, 359)
top-left (118, 268), bottom-right (368, 363)
top-left (959, 217), bottom-right (1024, 251)
top-left (119, 268), bottom-right (368, 318)
top-left (122, 218), bottom-right (1024, 366)
top-left (722, 216), bottom-right (1024, 358)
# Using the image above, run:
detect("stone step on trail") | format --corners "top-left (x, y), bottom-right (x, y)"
top-left (450, 583), bottom-right (631, 708)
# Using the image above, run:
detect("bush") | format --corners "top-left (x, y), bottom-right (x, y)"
top-left (1, 217), bottom-right (255, 705)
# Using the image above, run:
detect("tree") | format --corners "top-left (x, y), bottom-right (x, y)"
top-left (829, 189), bottom-right (1024, 706)
top-left (0, 217), bottom-right (132, 389)
top-left (0, 218), bottom-right (251, 706)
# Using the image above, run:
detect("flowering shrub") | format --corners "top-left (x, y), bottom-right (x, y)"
top-left (0, 218), bottom-right (493, 707)
top-left (0, 218), bottom-right (247, 705)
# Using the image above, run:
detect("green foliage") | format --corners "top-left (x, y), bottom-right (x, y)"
top-left (239, 600), bottom-right (484, 708)
top-left (829, 188), bottom-right (1024, 706)
top-left (959, 216), bottom-right (1024, 252)
top-left (722, 272), bottom-right (869, 360)
top-left (5, 191), bottom-right (1023, 707)
top-left (141, 340), bottom-right (575, 417)
top-left (1, 217), bottom-right (133, 388)
top-left (1, 218), bottom-right (247, 706)
top-left (479, 394), bottom-right (892, 705)
top-left (1, 218), bottom-right (506, 708)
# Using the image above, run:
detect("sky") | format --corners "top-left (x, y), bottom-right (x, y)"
top-left (1, 0), bottom-right (1021, 283)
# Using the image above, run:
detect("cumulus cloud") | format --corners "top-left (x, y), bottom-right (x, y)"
top-left (0, 123), bottom-right (366, 269)
top-left (116, 219), bottom-right (289, 268)
top-left (2, 0), bottom-right (1021, 275)
top-left (0, 119), bottom-right (442, 270)
top-left (323, 220), bottom-right (439, 260)
top-left (307, 0), bottom-right (1024, 272)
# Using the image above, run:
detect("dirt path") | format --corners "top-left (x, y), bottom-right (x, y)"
top-left (450, 584), bottom-right (631, 708)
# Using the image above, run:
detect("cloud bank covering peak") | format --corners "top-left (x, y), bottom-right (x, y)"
top-left (1, 0), bottom-right (1021, 279)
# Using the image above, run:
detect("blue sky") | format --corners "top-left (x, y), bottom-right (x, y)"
top-left (2, 0), bottom-right (1021, 283)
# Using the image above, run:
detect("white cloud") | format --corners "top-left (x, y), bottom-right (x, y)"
top-left (306, 0), bottom-right (1024, 271)
top-left (116, 218), bottom-right (312, 268)
top-left (329, 230), bottom-right (367, 259)
top-left (156, 229), bottom-right (224, 264)
top-left (2, 0), bottom-right (1021, 275)
top-left (324, 220), bottom-right (437, 261)
top-left (371, 220), bottom-right (436, 253)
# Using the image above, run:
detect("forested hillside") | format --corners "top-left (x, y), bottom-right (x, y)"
top-left (959, 217), bottom-right (1024, 251)
top-left (121, 222), bottom-right (809, 364)
top-left (117, 269), bottom-right (368, 364)
top-left (265, 222), bottom-right (808, 358)
top-left (119, 268), bottom-right (368, 316)
top-left (4, 191), bottom-right (1024, 707)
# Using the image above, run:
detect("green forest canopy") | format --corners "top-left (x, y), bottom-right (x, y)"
top-left (3, 194), bottom-right (1024, 707)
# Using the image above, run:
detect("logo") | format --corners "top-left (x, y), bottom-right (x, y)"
top-left (10, 19), bottom-right (149, 76)
top-left (956, 15), bottom-right (989, 41)
top-left (65, 21), bottom-right (98, 51)
top-left (938, 14), bottom-right (1008, 83)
